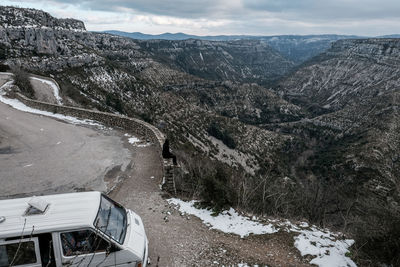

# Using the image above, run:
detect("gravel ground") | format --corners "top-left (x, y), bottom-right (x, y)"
top-left (110, 141), bottom-right (312, 267)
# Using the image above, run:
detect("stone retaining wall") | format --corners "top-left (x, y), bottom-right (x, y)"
top-left (15, 93), bottom-right (165, 148)
top-left (15, 92), bottom-right (180, 195)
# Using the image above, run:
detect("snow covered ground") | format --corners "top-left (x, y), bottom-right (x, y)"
top-left (294, 227), bottom-right (355, 267)
top-left (168, 198), bottom-right (277, 238)
top-left (0, 81), bottom-right (99, 126)
top-left (124, 133), bottom-right (151, 147)
top-left (168, 198), bottom-right (356, 267)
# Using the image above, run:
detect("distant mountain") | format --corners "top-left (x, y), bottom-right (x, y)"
top-left (104, 30), bottom-right (258, 41)
top-left (104, 31), bottom-right (363, 64)
top-left (104, 31), bottom-right (198, 40)
top-left (259, 34), bottom-right (362, 64)
top-left (378, 34), bottom-right (400, 38)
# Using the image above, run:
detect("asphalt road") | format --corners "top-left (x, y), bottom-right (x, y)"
top-left (0, 99), bottom-right (131, 198)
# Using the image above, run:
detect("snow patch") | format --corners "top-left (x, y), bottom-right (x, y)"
top-left (294, 229), bottom-right (356, 267)
top-left (125, 133), bottom-right (151, 147)
top-left (168, 198), bottom-right (356, 267)
top-left (0, 83), bottom-right (101, 127)
top-left (167, 198), bottom-right (278, 238)
top-left (128, 137), bottom-right (140, 144)
top-left (199, 52), bottom-right (204, 62)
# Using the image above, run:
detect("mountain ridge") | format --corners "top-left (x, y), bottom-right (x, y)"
top-left (104, 30), bottom-right (363, 41)
top-left (104, 31), bottom-right (366, 64)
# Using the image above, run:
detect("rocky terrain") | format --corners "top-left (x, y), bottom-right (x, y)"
top-left (136, 39), bottom-right (294, 84)
top-left (278, 38), bottom-right (400, 112)
top-left (1, 6), bottom-right (400, 265)
top-left (107, 31), bottom-right (362, 64)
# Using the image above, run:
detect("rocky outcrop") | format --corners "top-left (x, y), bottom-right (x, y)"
top-left (139, 39), bottom-right (294, 84)
top-left (0, 6), bottom-right (85, 30)
top-left (0, 6), bottom-right (295, 84)
top-left (278, 38), bottom-right (400, 112)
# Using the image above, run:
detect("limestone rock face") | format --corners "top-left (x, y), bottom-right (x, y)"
top-left (278, 38), bottom-right (400, 112)
top-left (138, 39), bottom-right (294, 84)
top-left (0, 6), bottom-right (85, 30)
top-left (0, 6), bottom-right (295, 84)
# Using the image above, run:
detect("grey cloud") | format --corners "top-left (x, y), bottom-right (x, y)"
top-left (59, 0), bottom-right (226, 18)
top-left (4, 0), bottom-right (400, 36)
top-left (243, 0), bottom-right (311, 12)
top-left (53, 0), bottom-right (400, 24)
top-left (12, 0), bottom-right (400, 21)
top-left (242, 0), bottom-right (400, 20)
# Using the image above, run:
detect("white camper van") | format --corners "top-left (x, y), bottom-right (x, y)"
top-left (0, 192), bottom-right (148, 267)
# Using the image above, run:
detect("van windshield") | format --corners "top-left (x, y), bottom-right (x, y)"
top-left (94, 195), bottom-right (127, 244)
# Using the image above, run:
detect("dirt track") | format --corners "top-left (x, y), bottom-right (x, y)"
top-left (110, 142), bottom-right (311, 267)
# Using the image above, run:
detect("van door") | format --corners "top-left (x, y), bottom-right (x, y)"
top-left (57, 229), bottom-right (137, 266)
top-left (0, 237), bottom-right (42, 267)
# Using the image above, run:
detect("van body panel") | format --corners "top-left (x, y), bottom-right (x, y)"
top-left (51, 232), bottom-right (63, 267)
top-left (124, 209), bottom-right (147, 260)
top-left (61, 250), bottom-right (138, 266)
top-left (0, 192), bottom-right (148, 267)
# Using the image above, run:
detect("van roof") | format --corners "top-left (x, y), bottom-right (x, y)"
top-left (0, 191), bottom-right (101, 239)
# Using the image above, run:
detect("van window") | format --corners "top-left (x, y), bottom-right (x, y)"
top-left (60, 230), bottom-right (109, 257)
top-left (0, 238), bottom-right (39, 266)
top-left (95, 194), bottom-right (127, 244)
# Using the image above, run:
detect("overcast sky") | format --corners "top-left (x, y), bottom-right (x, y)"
top-left (3, 0), bottom-right (400, 36)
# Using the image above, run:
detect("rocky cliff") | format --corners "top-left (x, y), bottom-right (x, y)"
top-left (106, 31), bottom-right (362, 64)
top-left (137, 39), bottom-right (294, 84)
top-left (278, 38), bottom-right (400, 113)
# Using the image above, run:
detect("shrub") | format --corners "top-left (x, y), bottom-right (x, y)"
top-left (351, 199), bottom-right (400, 266)
top-left (106, 93), bottom-right (124, 113)
top-left (11, 67), bottom-right (35, 98)
top-left (59, 81), bottom-right (91, 107)
top-left (0, 64), bottom-right (9, 72)
top-left (0, 44), bottom-right (7, 60)
top-left (207, 121), bottom-right (236, 149)
top-left (201, 165), bottom-right (233, 210)
top-left (173, 150), bottom-right (236, 211)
